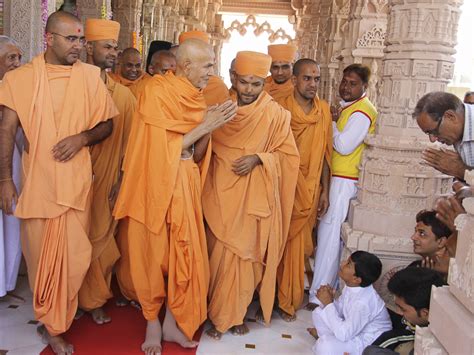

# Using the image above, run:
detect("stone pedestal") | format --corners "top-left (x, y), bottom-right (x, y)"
top-left (342, 0), bottom-right (463, 280)
top-left (416, 171), bottom-right (474, 354)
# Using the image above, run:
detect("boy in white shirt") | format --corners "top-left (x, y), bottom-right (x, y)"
top-left (310, 251), bottom-right (392, 355)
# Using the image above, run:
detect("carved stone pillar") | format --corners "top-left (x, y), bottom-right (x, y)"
top-left (342, 0), bottom-right (463, 281)
top-left (113, 0), bottom-right (143, 48)
top-left (318, 0), bottom-right (350, 103)
top-left (76, 0), bottom-right (102, 21)
top-left (292, 0), bottom-right (321, 59)
top-left (415, 171), bottom-right (474, 353)
top-left (141, 0), bottom-right (157, 55)
top-left (4, 0), bottom-right (44, 62)
top-left (339, 0), bottom-right (389, 104)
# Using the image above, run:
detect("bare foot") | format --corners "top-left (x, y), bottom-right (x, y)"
top-left (304, 302), bottom-right (318, 311)
top-left (277, 308), bottom-right (297, 322)
top-left (90, 307), bottom-right (111, 325)
top-left (205, 325), bottom-right (222, 340)
top-left (307, 327), bottom-right (318, 340)
top-left (255, 308), bottom-right (265, 325)
top-left (162, 307), bottom-right (199, 348)
top-left (230, 323), bottom-right (249, 336)
top-left (131, 300), bottom-right (142, 310)
top-left (37, 325), bottom-right (74, 354)
top-left (142, 319), bottom-right (162, 355)
top-left (74, 308), bottom-right (84, 320)
top-left (115, 296), bottom-right (130, 307)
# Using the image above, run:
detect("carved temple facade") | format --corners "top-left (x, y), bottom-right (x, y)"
top-left (1, 0), bottom-right (472, 352)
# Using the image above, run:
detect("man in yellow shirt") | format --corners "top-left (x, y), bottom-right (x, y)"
top-left (307, 64), bottom-right (377, 309)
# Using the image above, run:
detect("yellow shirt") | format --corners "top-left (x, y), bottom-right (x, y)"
top-left (331, 96), bottom-right (377, 179)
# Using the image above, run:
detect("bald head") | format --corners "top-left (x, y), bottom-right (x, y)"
top-left (0, 36), bottom-right (21, 80)
top-left (150, 50), bottom-right (176, 75)
top-left (45, 11), bottom-right (81, 33)
top-left (120, 47), bottom-right (142, 80)
top-left (175, 39), bottom-right (214, 89)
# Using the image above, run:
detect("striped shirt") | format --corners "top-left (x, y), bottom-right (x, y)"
top-left (454, 103), bottom-right (474, 168)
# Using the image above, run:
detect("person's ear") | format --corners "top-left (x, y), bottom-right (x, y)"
top-left (291, 75), bottom-right (297, 86)
top-left (45, 33), bottom-right (54, 47)
top-left (444, 109), bottom-right (458, 122)
top-left (419, 308), bottom-right (430, 322)
top-left (437, 236), bottom-right (448, 249)
top-left (86, 42), bottom-right (93, 57)
top-left (353, 275), bottom-right (363, 286)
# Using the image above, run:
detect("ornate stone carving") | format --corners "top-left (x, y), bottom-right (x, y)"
top-left (356, 25), bottom-right (386, 48)
top-left (414, 326), bottom-right (448, 355)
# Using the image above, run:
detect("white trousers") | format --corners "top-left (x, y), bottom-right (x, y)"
top-left (312, 308), bottom-right (362, 355)
top-left (0, 133), bottom-right (23, 297)
top-left (309, 177), bottom-right (357, 304)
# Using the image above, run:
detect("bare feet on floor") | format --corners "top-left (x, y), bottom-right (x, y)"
top-left (142, 319), bottom-right (162, 355)
top-left (255, 308), bottom-right (265, 325)
top-left (115, 296), bottom-right (130, 307)
top-left (230, 323), bottom-right (249, 336)
top-left (74, 308), bottom-right (84, 320)
top-left (162, 307), bottom-right (199, 348)
top-left (277, 308), bottom-right (297, 322)
top-left (37, 325), bottom-right (74, 355)
top-left (307, 327), bottom-right (318, 340)
top-left (205, 325), bottom-right (222, 340)
top-left (304, 302), bottom-right (318, 311)
top-left (90, 307), bottom-right (111, 325)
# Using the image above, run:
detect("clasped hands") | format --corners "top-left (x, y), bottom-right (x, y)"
top-left (421, 147), bottom-right (467, 180)
top-left (316, 284), bottom-right (335, 306)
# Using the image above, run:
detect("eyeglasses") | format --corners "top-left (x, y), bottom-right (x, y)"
top-left (424, 114), bottom-right (444, 137)
top-left (50, 32), bottom-right (87, 45)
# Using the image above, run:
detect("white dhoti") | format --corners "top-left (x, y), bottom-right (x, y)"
top-left (309, 177), bottom-right (357, 304)
top-left (312, 308), bottom-right (361, 355)
top-left (0, 131), bottom-right (23, 297)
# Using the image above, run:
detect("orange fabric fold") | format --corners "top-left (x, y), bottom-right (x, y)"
top-left (0, 54), bottom-right (117, 334)
top-left (267, 44), bottom-right (298, 63)
top-left (79, 75), bottom-right (136, 310)
top-left (203, 75), bottom-right (230, 106)
top-left (113, 72), bottom-right (210, 339)
top-left (234, 51), bottom-right (272, 79)
top-left (264, 76), bottom-right (294, 101)
top-left (276, 92), bottom-right (333, 316)
top-left (85, 19), bottom-right (120, 42)
top-left (203, 91), bottom-right (299, 332)
top-left (108, 72), bottom-right (150, 97)
top-left (178, 30), bottom-right (210, 44)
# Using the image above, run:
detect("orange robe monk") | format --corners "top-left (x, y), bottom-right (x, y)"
top-left (203, 88), bottom-right (300, 334)
top-left (0, 55), bottom-right (117, 335)
top-left (276, 92), bottom-right (332, 317)
top-left (264, 76), bottom-right (294, 101)
top-left (109, 71), bottom-right (150, 98)
top-left (113, 72), bottom-right (210, 339)
top-left (78, 73), bottom-right (136, 310)
top-left (203, 75), bottom-right (230, 106)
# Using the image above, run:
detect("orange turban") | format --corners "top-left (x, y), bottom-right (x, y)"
top-left (267, 44), bottom-right (298, 63)
top-left (85, 19), bottom-right (120, 42)
top-left (234, 51), bottom-right (272, 79)
top-left (178, 30), bottom-right (210, 44)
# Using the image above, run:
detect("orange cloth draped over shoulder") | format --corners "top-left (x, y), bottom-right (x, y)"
top-left (203, 75), bottom-right (230, 106)
top-left (78, 74), bottom-right (136, 310)
top-left (264, 76), bottom-right (294, 101)
top-left (202, 90), bottom-right (300, 333)
top-left (108, 72), bottom-right (150, 98)
top-left (113, 72), bottom-right (210, 340)
top-left (0, 55), bottom-right (118, 335)
top-left (276, 92), bottom-right (333, 317)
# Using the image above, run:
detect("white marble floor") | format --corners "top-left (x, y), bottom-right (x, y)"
top-left (0, 275), bottom-right (316, 354)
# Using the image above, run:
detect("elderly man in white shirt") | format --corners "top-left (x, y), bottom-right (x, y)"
top-left (308, 64), bottom-right (378, 309)
top-left (414, 91), bottom-right (474, 180)
top-left (0, 36), bottom-right (22, 298)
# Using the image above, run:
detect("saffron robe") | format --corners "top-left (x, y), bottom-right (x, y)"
top-left (0, 55), bottom-right (118, 335)
top-left (202, 91), bottom-right (299, 333)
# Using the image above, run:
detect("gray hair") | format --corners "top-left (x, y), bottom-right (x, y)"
top-left (412, 91), bottom-right (464, 122)
top-left (0, 36), bottom-right (19, 49)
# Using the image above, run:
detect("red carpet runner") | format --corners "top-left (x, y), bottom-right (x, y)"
top-left (40, 300), bottom-right (202, 355)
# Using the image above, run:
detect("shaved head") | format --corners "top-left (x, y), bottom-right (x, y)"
top-left (120, 47), bottom-right (142, 80)
top-left (175, 39), bottom-right (214, 89)
top-left (150, 50), bottom-right (176, 75)
top-left (45, 11), bottom-right (81, 33)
